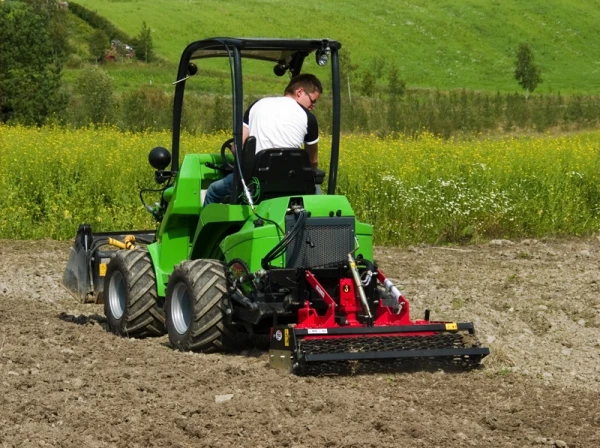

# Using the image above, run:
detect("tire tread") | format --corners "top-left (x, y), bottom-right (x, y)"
top-left (104, 249), bottom-right (166, 338)
top-left (166, 259), bottom-right (235, 352)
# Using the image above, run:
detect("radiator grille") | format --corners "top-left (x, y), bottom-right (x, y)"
top-left (285, 216), bottom-right (355, 268)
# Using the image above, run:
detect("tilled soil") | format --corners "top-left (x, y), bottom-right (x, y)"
top-left (0, 238), bottom-right (599, 448)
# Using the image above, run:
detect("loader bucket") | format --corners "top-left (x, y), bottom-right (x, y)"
top-left (63, 224), bottom-right (155, 303)
top-left (270, 323), bottom-right (489, 375)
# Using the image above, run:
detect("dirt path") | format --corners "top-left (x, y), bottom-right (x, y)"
top-left (0, 238), bottom-right (598, 447)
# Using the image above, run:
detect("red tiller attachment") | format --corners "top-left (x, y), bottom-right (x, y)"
top-left (269, 268), bottom-right (489, 375)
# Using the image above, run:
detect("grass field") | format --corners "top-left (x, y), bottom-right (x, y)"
top-left (70, 0), bottom-right (600, 94)
top-left (3, 125), bottom-right (600, 244)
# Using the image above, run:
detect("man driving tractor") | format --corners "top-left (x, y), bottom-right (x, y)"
top-left (203, 73), bottom-right (322, 206)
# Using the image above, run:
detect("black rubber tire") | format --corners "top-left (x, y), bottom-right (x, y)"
top-left (165, 259), bottom-right (236, 352)
top-left (103, 249), bottom-right (166, 338)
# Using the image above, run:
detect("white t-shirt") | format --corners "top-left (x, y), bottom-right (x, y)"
top-left (243, 96), bottom-right (319, 153)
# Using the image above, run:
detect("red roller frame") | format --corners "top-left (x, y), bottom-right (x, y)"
top-left (297, 269), bottom-right (435, 337)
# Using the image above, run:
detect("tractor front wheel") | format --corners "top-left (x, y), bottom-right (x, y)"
top-left (165, 259), bottom-right (236, 353)
top-left (104, 249), bottom-right (166, 338)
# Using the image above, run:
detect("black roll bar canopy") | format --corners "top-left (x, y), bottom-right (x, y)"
top-left (170, 37), bottom-right (342, 195)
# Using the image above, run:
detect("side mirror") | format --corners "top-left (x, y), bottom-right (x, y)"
top-left (148, 146), bottom-right (171, 170)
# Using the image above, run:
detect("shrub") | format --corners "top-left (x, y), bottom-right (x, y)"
top-left (73, 65), bottom-right (115, 125)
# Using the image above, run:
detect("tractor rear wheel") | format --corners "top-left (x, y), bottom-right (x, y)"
top-left (165, 259), bottom-right (236, 353)
top-left (104, 249), bottom-right (166, 338)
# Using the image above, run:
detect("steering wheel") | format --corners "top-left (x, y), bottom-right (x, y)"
top-left (220, 138), bottom-right (235, 171)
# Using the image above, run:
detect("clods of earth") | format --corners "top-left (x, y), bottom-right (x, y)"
top-left (0, 238), bottom-right (598, 447)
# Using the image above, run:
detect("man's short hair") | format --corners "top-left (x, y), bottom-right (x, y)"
top-left (284, 74), bottom-right (323, 95)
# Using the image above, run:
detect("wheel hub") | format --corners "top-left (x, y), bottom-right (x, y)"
top-left (108, 271), bottom-right (127, 319)
top-left (171, 283), bottom-right (192, 335)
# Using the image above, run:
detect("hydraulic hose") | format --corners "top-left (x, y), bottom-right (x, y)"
top-left (261, 209), bottom-right (308, 269)
top-left (225, 258), bottom-right (258, 310)
top-left (230, 289), bottom-right (258, 310)
top-left (377, 270), bottom-right (405, 315)
top-left (266, 210), bottom-right (306, 259)
top-left (356, 257), bottom-right (376, 286)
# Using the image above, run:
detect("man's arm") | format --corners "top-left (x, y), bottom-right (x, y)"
top-left (305, 142), bottom-right (318, 169)
top-left (242, 125), bottom-right (249, 148)
top-left (304, 111), bottom-right (319, 168)
top-left (232, 126), bottom-right (249, 153)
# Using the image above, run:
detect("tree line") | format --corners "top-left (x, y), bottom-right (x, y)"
top-left (0, 0), bottom-right (68, 125)
top-left (68, 66), bottom-right (600, 138)
top-left (0, 0), bottom-right (154, 126)
top-left (0, 0), bottom-right (586, 138)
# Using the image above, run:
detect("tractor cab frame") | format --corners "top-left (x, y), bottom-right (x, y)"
top-left (162, 38), bottom-right (342, 200)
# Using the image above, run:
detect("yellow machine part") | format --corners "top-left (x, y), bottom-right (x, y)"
top-left (107, 235), bottom-right (137, 250)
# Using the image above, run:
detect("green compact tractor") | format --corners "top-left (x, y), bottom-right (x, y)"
top-left (63, 38), bottom-right (488, 374)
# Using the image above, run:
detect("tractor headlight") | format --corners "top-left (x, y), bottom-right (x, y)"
top-left (315, 50), bottom-right (329, 67)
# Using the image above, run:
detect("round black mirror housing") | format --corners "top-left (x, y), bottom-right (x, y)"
top-left (273, 62), bottom-right (287, 76)
top-left (187, 62), bottom-right (198, 77)
top-left (148, 146), bottom-right (171, 170)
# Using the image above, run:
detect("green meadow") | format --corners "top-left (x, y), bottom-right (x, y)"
top-left (58, 1), bottom-right (600, 136)
top-left (70, 0), bottom-right (600, 94)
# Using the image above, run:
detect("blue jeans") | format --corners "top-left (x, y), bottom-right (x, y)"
top-left (203, 173), bottom-right (234, 206)
top-left (204, 172), bottom-right (322, 207)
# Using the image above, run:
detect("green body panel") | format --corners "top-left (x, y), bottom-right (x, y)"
top-left (149, 152), bottom-right (229, 295)
top-left (191, 203), bottom-right (253, 260)
top-left (147, 154), bottom-right (375, 297)
top-left (220, 195), bottom-right (374, 273)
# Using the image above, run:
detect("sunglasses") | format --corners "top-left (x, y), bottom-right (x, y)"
top-left (304, 90), bottom-right (318, 107)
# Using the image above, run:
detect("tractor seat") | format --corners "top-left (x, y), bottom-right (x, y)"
top-left (230, 137), bottom-right (324, 204)
top-left (250, 148), bottom-right (316, 201)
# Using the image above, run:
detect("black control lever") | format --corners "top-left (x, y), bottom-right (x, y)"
top-left (154, 170), bottom-right (174, 184)
top-left (205, 162), bottom-right (233, 174)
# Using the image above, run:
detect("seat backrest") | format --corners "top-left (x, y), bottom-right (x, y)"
top-left (250, 148), bottom-right (316, 202)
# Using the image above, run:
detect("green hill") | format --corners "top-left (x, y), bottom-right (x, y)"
top-left (70, 0), bottom-right (600, 94)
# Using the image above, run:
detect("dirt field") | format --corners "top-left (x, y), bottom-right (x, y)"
top-left (0, 238), bottom-right (599, 448)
